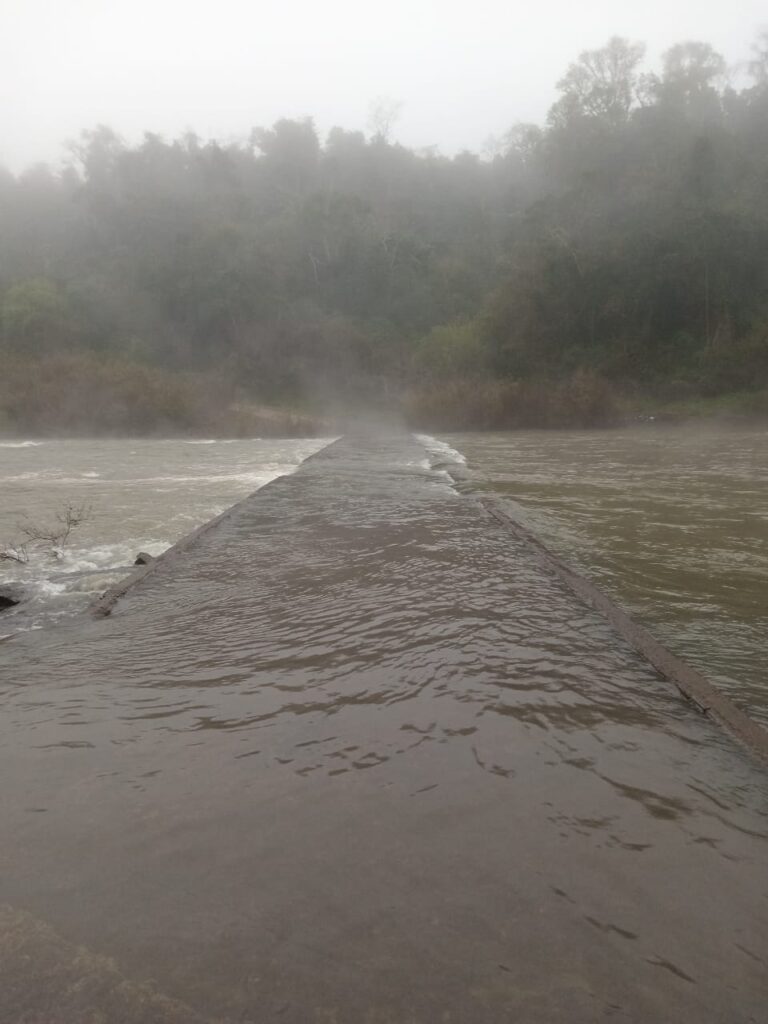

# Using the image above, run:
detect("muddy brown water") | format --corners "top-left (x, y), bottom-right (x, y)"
top-left (0, 436), bottom-right (331, 632)
top-left (444, 428), bottom-right (768, 724)
top-left (0, 434), bottom-right (766, 1023)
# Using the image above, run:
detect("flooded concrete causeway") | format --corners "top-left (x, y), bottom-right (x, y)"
top-left (1, 435), bottom-right (766, 1022)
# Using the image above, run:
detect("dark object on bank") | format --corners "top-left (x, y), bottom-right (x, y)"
top-left (134, 552), bottom-right (155, 566)
top-left (0, 585), bottom-right (25, 611)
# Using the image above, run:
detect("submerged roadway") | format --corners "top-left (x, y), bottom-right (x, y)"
top-left (0, 434), bottom-right (766, 1022)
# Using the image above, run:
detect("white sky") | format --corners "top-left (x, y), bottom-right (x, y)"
top-left (2, 0), bottom-right (766, 171)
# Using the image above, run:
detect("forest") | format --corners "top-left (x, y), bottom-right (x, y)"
top-left (2, 34), bottom-right (768, 433)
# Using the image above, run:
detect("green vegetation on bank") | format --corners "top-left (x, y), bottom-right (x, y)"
top-left (2, 34), bottom-right (768, 432)
top-left (0, 353), bottom-right (324, 436)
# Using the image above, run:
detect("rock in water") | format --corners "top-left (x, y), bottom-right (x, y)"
top-left (134, 552), bottom-right (155, 566)
top-left (0, 585), bottom-right (26, 610)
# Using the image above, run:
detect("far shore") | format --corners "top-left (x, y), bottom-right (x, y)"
top-left (1, 388), bottom-right (767, 441)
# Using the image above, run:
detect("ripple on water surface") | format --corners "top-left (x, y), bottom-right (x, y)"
top-left (444, 428), bottom-right (768, 723)
top-left (0, 433), bottom-right (766, 1023)
top-left (0, 436), bottom-right (333, 632)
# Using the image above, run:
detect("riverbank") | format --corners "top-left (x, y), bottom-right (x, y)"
top-left (404, 377), bottom-right (768, 431)
top-left (0, 402), bottom-right (331, 439)
top-left (5, 350), bottom-right (768, 438)
top-left (620, 388), bottom-right (768, 426)
top-left (0, 352), bottom-right (333, 438)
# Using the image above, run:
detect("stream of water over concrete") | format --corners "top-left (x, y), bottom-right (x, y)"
top-left (0, 434), bottom-right (766, 1023)
top-left (446, 428), bottom-right (768, 724)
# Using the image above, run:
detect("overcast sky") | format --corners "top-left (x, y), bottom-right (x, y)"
top-left (2, 0), bottom-right (766, 172)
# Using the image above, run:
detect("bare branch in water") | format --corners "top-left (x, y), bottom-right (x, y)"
top-left (0, 543), bottom-right (29, 565)
top-left (2, 503), bottom-right (93, 564)
top-left (19, 502), bottom-right (93, 551)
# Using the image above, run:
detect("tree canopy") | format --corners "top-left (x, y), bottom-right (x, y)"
top-left (2, 34), bottom-right (768, 432)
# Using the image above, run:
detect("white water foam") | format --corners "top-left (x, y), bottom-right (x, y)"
top-left (414, 434), bottom-right (467, 467)
top-left (1, 471), bottom-right (50, 482)
top-left (0, 441), bottom-right (45, 448)
top-left (131, 469), bottom-right (293, 486)
top-left (1, 436), bottom-right (335, 632)
top-left (54, 540), bottom-right (168, 574)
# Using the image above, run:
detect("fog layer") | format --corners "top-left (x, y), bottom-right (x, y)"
top-left (1, 34), bottom-right (767, 433)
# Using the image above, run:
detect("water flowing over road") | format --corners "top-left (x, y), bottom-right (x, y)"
top-left (446, 428), bottom-right (768, 723)
top-left (1, 434), bottom-right (766, 1023)
top-left (0, 436), bottom-right (331, 633)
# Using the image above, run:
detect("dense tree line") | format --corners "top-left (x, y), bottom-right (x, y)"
top-left (2, 34), bottom-right (768, 432)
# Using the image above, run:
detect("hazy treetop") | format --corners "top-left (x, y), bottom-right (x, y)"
top-left (2, 0), bottom-right (766, 171)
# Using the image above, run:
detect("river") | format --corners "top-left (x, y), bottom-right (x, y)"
top-left (442, 427), bottom-right (768, 723)
top-left (0, 436), bottom-right (333, 634)
top-left (0, 428), bottom-right (766, 1023)
top-left (2, 427), bottom-right (766, 712)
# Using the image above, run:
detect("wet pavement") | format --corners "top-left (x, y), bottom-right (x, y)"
top-left (1, 434), bottom-right (766, 1022)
